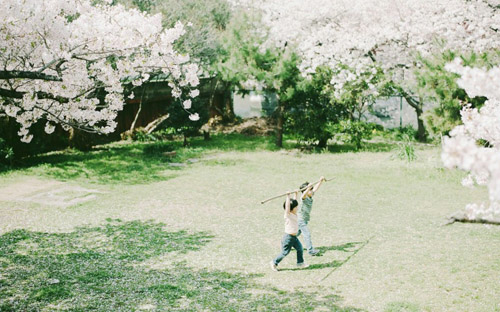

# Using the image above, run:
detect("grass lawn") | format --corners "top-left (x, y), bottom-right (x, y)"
top-left (0, 134), bottom-right (499, 311)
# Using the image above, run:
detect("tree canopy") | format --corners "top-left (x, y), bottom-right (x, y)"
top-left (0, 0), bottom-right (200, 142)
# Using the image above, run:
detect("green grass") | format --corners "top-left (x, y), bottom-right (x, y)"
top-left (1, 134), bottom-right (499, 311)
top-left (0, 220), bottom-right (355, 311)
top-left (0, 134), bottom-right (283, 184)
top-left (0, 133), bottom-right (402, 185)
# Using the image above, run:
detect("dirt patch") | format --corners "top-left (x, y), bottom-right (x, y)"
top-left (202, 117), bottom-right (275, 136)
top-left (0, 178), bottom-right (104, 208)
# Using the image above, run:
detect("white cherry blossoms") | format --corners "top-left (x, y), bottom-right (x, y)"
top-left (0, 0), bottom-right (200, 142)
top-left (443, 59), bottom-right (500, 220)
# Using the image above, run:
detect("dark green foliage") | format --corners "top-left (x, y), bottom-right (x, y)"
top-left (163, 94), bottom-right (210, 144)
top-left (0, 220), bottom-right (360, 311)
top-left (0, 138), bottom-right (14, 166)
top-left (0, 117), bottom-right (70, 160)
top-left (416, 51), bottom-right (496, 137)
top-left (330, 121), bottom-right (378, 150)
top-left (286, 66), bottom-right (349, 147)
top-left (132, 128), bottom-right (177, 142)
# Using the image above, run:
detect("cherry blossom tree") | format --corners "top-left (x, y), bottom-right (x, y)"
top-left (0, 0), bottom-right (200, 143)
top-left (230, 0), bottom-right (500, 140)
top-left (442, 60), bottom-right (500, 223)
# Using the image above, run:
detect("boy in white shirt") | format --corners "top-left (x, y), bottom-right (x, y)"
top-left (270, 192), bottom-right (308, 271)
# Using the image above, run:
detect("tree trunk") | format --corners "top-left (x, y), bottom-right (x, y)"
top-left (223, 88), bottom-right (235, 122)
top-left (144, 114), bottom-right (169, 134)
top-left (129, 101), bottom-right (142, 132)
top-left (401, 90), bottom-right (427, 142)
top-left (317, 137), bottom-right (328, 148)
top-left (275, 102), bottom-right (284, 148)
top-left (203, 130), bottom-right (210, 141)
top-left (415, 106), bottom-right (426, 142)
top-left (209, 79), bottom-right (223, 118)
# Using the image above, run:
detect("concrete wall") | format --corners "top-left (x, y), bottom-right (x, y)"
top-left (233, 92), bottom-right (434, 130)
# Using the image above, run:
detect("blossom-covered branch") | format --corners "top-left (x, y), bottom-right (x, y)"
top-left (442, 59), bottom-right (500, 220)
top-left (0, 0), bottom-right (200, 142)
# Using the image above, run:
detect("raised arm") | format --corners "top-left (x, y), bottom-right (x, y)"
top-left (301, 184), bottom-right (314, 200)
top-left (285, 192), bottom-right (291, 214)
top-left (312, 176), bottom-right (326, 193)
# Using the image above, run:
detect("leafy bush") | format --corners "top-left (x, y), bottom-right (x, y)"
top-left (0, 138), bottom-right (14, 166)
top-left (330, 120), bottom-right (377, 150)
top-left (285, 66), bottom-right (349, 147)
top-left (381, 125), bottom-right (418, 142)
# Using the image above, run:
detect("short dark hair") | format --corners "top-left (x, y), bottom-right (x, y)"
top-left (300, 182), bottom-right (310, 191)
top-left (283, 199), bottom-right (298, 210)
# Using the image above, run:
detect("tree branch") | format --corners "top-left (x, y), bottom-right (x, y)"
top-left (0, 87), bottom-right (24, 99)
top-left (0, 87), bottom-right (69, 103)
top-left (0, 70), bottom-right (62, 81)
top-left (3, 101), bottom-right (101, 134)
top-left (391, 84), bottom-right (421, 110)
top-left (443, 212), bottom-right (500, 226)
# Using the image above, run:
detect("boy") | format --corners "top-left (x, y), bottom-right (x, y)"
top-left (298, 176), bottom-right (325, 256)
top-left (270, 192), bottom-right (308, 272)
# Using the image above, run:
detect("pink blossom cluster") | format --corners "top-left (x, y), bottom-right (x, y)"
top-left (0, 0), bottom-right (200, 142)
top-left (443, 60), bottom-right (500, 219)
top-left (230, 0), bottom-right (499, 91)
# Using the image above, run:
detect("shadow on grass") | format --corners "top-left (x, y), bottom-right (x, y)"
top-left (317, 242), bottom-right (364, 253)
top-left (0, 134), bottom-right (403, 184)
top-left (280, 241), bottom-right (370, 272)
top-left (0, 220), bottom-right (361, 311)
top-left (1, 141), bottom-right (186, 184)
top-left (326, 142), bottom-right (396, 153)
top-left (0, 134), bottom-right (281, 184)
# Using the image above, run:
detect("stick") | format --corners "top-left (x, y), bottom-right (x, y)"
top-left (260, 178), bottom-right (333, 204)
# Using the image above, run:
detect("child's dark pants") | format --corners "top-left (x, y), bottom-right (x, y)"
top-left (273, 234), bottom-right (304, 265)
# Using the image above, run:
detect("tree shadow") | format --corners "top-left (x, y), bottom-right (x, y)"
top-left (0, 141), bottom-right (195, 184)
top-left (0, 220), bottom-right (363, 311)
top-left (317, 242), bottom-right (364, 253)
top-left (0, 135), bottom-right (272, 183)
top-left (279, 240), bottom-right (370, 272)
top-left (326, 142), bottom-right (396, 153)
top-left (279, 259), bottom-right (345, 271)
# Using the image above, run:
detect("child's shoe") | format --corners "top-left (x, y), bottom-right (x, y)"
top-left (270, 261), bottom-right (279, 272)
top-left (308, 248), bottom-right (320, 256)
top-left (296, 262), bottom-right (309, 268)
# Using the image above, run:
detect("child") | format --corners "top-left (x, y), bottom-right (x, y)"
top-left (297, 176), bottom-right (325, 256)
top-left (270, 192), bottom-right (308, 271)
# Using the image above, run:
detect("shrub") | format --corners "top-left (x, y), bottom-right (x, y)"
top-left (0, 138), bottom-right (14, 166)
top-left (330, 120), bottom-right (377, 150)
top-left (285, 66), bottom-right (349, 148)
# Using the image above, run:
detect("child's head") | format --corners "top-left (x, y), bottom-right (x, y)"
top-left (300, 182), bottom-right (309, 191)
top-left (283, 199), bottom-right (298, 212)
top-left (300, 182), bottom-right (313, 196)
